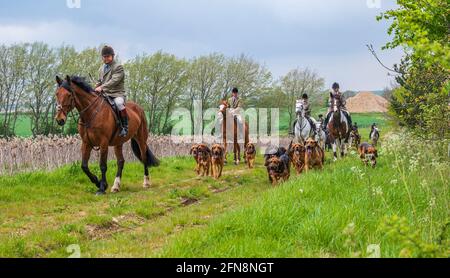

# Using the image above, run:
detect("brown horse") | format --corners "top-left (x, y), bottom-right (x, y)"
top-left (327, 96), bottom-right (350, 161)
top-left (219, 100), bottom-right (249, 165)
top-left (55, 75), bottom-right (159, 195)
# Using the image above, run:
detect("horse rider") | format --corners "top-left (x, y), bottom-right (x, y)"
top-left (293, 94), bottom-right (317, 135)
top-left (369, 123), bottom-right (378, 139)
top-left (95, 45), bottom-right (128, 137)
top-left (323, 82), bottom-right (353, 131)
top-left (227, 88), bottom-right (244, 141)
top-left (352, 122), bottom-right (359, 132)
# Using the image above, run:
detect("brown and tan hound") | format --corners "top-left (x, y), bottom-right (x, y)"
top-left (304, 138), bottom-right (325, 172)
top-left (211, 144), bottom-right (225, 179)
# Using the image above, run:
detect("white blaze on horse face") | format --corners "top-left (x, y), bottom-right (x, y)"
top-left (296, 100), bottom-right (303, 114)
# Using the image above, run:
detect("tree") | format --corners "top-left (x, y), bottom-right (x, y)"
top-left (0, 44), bottom-right (27, 137)
top-left (25, 42), bottom-right (58, 136)
top-left (378, 0), bottom-right (449, 69)
top-left (126, 51), bottom-right (188, 134)
top-left (185, 54), bottom-right (225, 133)
top-left (221, 54), bottom-right (272, 105)
top-left (280, 68), bottom-right (325, 127)
top-left (378, 0), bottom-right (449, 139)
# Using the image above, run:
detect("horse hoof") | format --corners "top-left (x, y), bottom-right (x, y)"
top-left (143, 176), bottom-right (151, 189)
top-left (96, 190), bottom-right (106, 196)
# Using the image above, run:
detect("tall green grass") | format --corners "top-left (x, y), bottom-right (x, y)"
top-left (160, 132), bottom-right (449, 258)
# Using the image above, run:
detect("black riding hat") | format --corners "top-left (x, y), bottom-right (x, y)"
top-left (232, 87), bottom-right (239, 93)
top-left (101, 45), bottom-right (115, 56)
top-left (332, 82), bottom-right (340, 90)
top-left (302, 94), bottom-right (308, 99)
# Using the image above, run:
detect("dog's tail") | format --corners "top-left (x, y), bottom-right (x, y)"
top-left (131, 139), bottom-right (160, 167)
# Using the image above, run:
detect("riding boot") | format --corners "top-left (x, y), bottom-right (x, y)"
top-left (308, 118), bottom-right (317, 137)
top-left (323, 113), bottom-right (331, 129)
top-left (119, 109), bottom-right (129, 137)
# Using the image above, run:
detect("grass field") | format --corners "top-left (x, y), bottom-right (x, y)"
top-left (4, 111), bottom-right (388, 138)
top-left (0, 116), bottom-right (448, 258)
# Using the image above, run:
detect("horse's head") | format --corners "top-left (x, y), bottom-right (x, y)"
top-left (331, 96), bottom-right (341, 113)
top-left (55, 75), bottom-right (75, 126)
top-left (296, 100), bottom-right (304, 116)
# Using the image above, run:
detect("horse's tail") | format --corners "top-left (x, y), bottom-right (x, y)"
top-left (131, 139), bottom-right (160, 167)
top-left (131, 110), bottom-right (160, 167)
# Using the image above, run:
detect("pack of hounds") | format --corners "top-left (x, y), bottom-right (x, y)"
top-left (190, 136), bottom-right (378, 186)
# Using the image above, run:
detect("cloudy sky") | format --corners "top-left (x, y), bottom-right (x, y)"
top-left (0, 0), bottom-right (402, 91)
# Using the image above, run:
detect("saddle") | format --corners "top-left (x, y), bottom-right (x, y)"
top-left (104, 95), bottom-right (122, 129)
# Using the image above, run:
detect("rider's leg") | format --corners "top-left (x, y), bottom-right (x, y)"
top-left (307, 117), bottom-right (316, 135)
top-left (323, 112), bottom-right (331, 128)
top-left (114, 97), bottom-right (128, 137)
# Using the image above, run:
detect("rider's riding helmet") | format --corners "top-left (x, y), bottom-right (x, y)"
top-left (332, 82), bottom-right (340, 90)
top-left (101, 45), bottom-right (115, 57)
top-left (232, 87), bottom-right (239, 94)
top-left (302, 94), bottom-right (308, 100)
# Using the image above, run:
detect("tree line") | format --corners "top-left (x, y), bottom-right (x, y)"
top-left (378, 0), bottom-right (449, 140)
top-left (0, 42), bottom-right (325, 137)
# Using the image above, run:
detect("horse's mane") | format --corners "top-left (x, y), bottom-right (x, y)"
top-left (69, 76), bottom-right (95, 93)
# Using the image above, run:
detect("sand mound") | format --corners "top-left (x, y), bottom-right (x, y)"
top-left (347, 92), bottom-right (389, 113)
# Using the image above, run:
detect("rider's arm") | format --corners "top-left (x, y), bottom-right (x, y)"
top-left (102, 65), bottom-right (125, 92)
top-left (96, 66), bottom-right (103, 87)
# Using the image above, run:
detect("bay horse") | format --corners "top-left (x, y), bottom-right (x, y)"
top-left (55, 75), bottom-right (159, 195)
top-left (327, 96), bottom-right (350, 161)
top-left (218, 100), bottom-right (249, 165)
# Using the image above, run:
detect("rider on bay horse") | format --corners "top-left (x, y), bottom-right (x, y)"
top-left (323, 82), bottom-right (352, 141)
top-left (95, 45), bottom-right (128, 138)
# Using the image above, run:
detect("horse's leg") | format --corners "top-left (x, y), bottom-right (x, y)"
top-left (97, 145), bottom-right (109, 195)
top-left (236, 143), bottom-right (241, 165)
top-left (332, 139), bottom-right (338, 161)
top-left (81, 142), bottom-right (100, 190)
top-left (136, 139), bottom-right (151, 188)
top-left (341, 141), bottom-right (346, 158)
top-left (111, 145), bottom-right (125, 193)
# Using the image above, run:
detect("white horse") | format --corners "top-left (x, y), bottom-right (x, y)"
top-left (294, 100), bottom-right (316, 144)
top-left (315, 122), bottom-right (327, 150)
top-left (370, 127), bottom-right (380, 147)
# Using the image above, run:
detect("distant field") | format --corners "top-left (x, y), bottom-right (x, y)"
top-left (3, 111), bottom-right (388, 138)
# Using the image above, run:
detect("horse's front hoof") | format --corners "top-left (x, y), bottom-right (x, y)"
top-left (96, 190), bottom-right (106, 196)
top-left (143, 176), bottom-right (151, 189)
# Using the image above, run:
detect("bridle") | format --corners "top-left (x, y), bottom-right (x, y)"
top-left (56, 83), bottom-right (103, 128)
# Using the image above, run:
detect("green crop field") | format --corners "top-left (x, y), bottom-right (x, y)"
top-left (0, 115), bottom-right (448, 258)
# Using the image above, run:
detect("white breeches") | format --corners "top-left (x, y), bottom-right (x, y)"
top-left (114, 97), bottom-right (126, 111)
